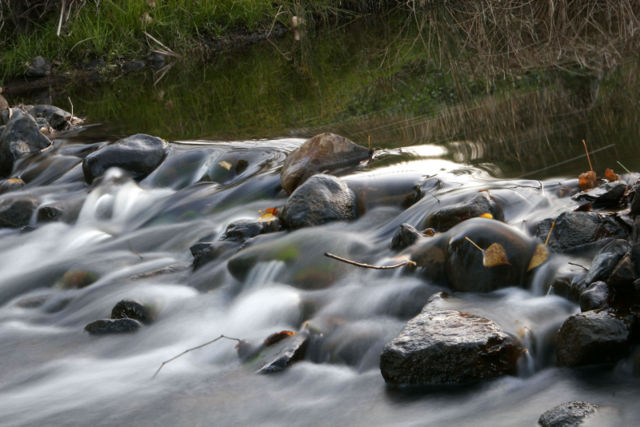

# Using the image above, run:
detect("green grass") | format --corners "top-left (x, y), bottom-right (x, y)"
top-left (0, 0), bottom-right (395, 82)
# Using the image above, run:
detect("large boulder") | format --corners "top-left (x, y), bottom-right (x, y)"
top-left (279, 174), bottom-right (356, 229)
top-left (556, 309), bottom-right (631, 366)
top-left (538, 401), bottom-right (599, 427)
top-left (280, 133), bottom-right (371, 194)
top-left (380, 295), bottom-right (521, 385)
top-left (82, 134), bottom-right (168, 184)
top-left (0, 111), bottom-right (52, 177)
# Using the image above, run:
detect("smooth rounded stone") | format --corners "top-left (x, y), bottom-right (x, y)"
top-left (26, 56), bottom-right (51, 77)
top-left (608, 255), bottom-right (637, 297)
top-left (583, 239), bottom-right (629, 285)
top-left (35, 197), bottom-right (84, 224)
top-left (279, 174), bottom-right (356, 229)
top-left (0, 178), bottom-right (25, 194)
top-left (416, 217), bottom-right (538, 292)
top-left (27, 105), bottom-right (72, 131)
top-left (579, 281), bottom-right (609, 311)
top-left (224, 218), bottom-right (282, 241)
top-left (380, 306), bottom-right (521, 385)
top-left (424, 192), bottom-right (504, 231)
top-left (111, 300), bottom-right (153, 324)
top-left (84, 318), bottom-right (142, 335)
top-left (190, 240), bottom-right (238, 270)
top-left (536, 212), bottom-right (628, 253)
top-left (390, 223), bottom-right (422, 251)
top-left (556, 309), bottom-right (631, 367)
top-left (280, 132), bottom-right (371, 194)
top-left (538, 401), bottom-right (599, 427)
top-left (0, 111), bottom-right (52, 177)
top-left (0, 197), bottom-right (38, 228)
top-left (82, 133), bottom-right (168, 183)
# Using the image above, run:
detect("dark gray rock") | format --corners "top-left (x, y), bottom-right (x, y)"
top-left (0, 197), bottom-right (38, 228)
top-left (84, 318), bottom-right (142, 335)
top-left (147, 53), bottom-right (165, 69)
top-left (27, 105), bottom-right (72, 131)
top-left (279, 174), bottom-right (356, 229)
top-left (36, 197), bottom-right (84, 224)
top-left (0, 178), bottom-right (25, 194)
top-left (255, 330), bottom-right (309, 374)
top-left (380, 298), bottom-right (521, 385)
top-left (538, 400), bottom-right (599, 427)
top-left (579, 281), bottom-right (609, 311)
top-left (424, 192), bottom-right (504, 231)
top-left (556, 310), bottom-right (631, 366)
top-left (26, 56), bottom-right (51, 78)
top-left (583, 239), bottom-right (629, 284)
top-left (538, 212), bottom-right (628, 253)
top-left (0, 111), bottom-right (52, 177)
top-left (575, 182), bottom-right (627, 210)
top-left (630, 184), bottom-right (640, 217)
top-left (82, 133), bottom-right (167, 183)
top-left (391, 223), bottom-right (422, 251)
top-left (608, 255), bottom-right (637, 298)
top-left (224, 218), bottom-right (282, 241)
top-left (280, 133), bottom-right (371, 194)
top-left (111, 300), bottom-right (153, 324)
top-left (190, 240), bottom-right (238, 270)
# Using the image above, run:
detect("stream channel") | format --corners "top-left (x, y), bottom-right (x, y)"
top-left (1, 15), bottom-right (640, 427)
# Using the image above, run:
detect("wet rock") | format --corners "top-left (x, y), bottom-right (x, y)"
top-left (424, 192), bottom-right (504, 231)
top-left (380, 296), bottom-right (521, 385)
top-left (190, 240), bottom-right (238, 270)
top-left (111, 300), bottom-right (153, 324)
top-left (574, 182), bottom-right (627, 210)
top-left (608, 255), bottom-right (636, 297)
top-left (84, 318), bottom-right (142, 335)
top-left (536, 212), bottom-right (628, 253)
top-left (36, 197), bottom-right (84, 224)
top-left (280, 132), bottom-right (371, 194)
top-left (0, 178), bottom-right (25, 194)
top-left (538, 400), bottom-right (599, 427)
top-left (556, 309), bottom-right (631, 366)
top-left (436, 218), bottom-right (537, 292)
top-left (0, 111), bottom-right (52, 177)
top-left (241, 329), bottom-right (310, 374)
top-left (391, 223), bottom-right (422, 251)
top-left (631, 184), bottom-right (640, 216)
top-left (579, 281), bottom-right (609, 311)
top-left (279, 174), bottom-right (356, 229)
top-left (224, 218), bottom-right (282, 241)
top-left (82, 133), bottom-right (168, 183)
top-left (0, 197), bottom-right (38, 228)
top-left (583, 239), bottom-right (629, 284)
top-left (26, 56), bottom-right (51, 78)
top-left (27, 105), bottom-right (72, 131)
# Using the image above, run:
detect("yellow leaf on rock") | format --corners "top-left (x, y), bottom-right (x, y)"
top-left (483, 243), bottom-right (510, 267)
top-left (219, 160), bottom-right (232, 170)
top-left (479, 213), bottom-right (493, 219)
top-left (527, 243), bottom-right (549, 271)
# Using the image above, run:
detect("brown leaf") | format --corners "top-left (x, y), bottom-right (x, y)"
top-left (483, 243), bottom-right (510, 267)
top-left (527, 244), bottom-right (549, 271)
top-left (264, 330), bottom-right (296, 346)
top-left (578, 170), bottom-right (597, 190)
top-left (604, 168), bottom-right (619, 182)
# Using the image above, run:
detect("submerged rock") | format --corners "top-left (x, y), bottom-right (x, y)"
top-left (84, 318), bottom-right (142, 335)
top-left (190, 240), bottom-right (238, 270)
top-left (538, 401), bottom-right (599, 427)
top-left (111, 300), bottom-right (153, 324)
top-left (556, 309), bottom-right (631, 366)
top-left (280, 132), bottom-right (371, 194)
top-left (0, 111), bottom-right (52, 177)
top-left (239, 329), bottom-right (310, 374)
top-left (391, 223), bottom-right (422, 251)
top-left (0, 197), bottom-right (38, 228)
top-left (279, 174), bottom-right (356, 229)
top-left (380, 295), bottom-right (521, 385)
top-left (424, 192), bottom-right (504, 231)
top-left (224, 218), bottom-right (282, 241)
top-left (0, 178), bottom-right (25, 194)
top-left (82, 133), bottom-right (168, 183)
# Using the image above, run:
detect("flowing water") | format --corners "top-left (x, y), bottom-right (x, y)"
top-left (2, 14), bottom-right (640, 427)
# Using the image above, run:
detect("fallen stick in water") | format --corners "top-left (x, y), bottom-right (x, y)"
top-left (324, 252), bottom-right (416, 270)
top-left (152, 334), bottom-right (243, 379)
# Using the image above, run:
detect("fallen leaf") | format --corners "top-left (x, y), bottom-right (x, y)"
top-left (479, 213), bottom-right (493, 219)
top-left (604, 168), bottom-right (619, 182)
top-left (264, 207), bottom-right (278, 215)
top-left (578, 170), bottom-right (597, 190)
top-left (483, 242), bottom-right (510, 267)
top-left (527, 244), bottom-right (548, 271)
top-left (258, 207), bottom-right (279, 222)
top-left (422, 228), bottom-right (435, 236)
top-left (218, 160), bottom-right (232, 170)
